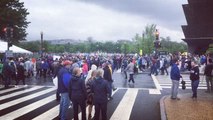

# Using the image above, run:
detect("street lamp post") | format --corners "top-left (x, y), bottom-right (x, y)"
top-left (40, 31), bottom-right (43, 57)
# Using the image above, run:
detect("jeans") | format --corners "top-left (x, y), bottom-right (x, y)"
top-left (124, 71), bottom-right (127, 79)
top-left (191, 80), bottom-right (199, 97)
top-left (72, 98), bottom-right (86, 120)
top-left (59, 93), bottom-right (70, 120)
top-left (171, 80), bottom-right (180, 98)
top-left (4, 76), bottom-right (11, 88)
top-left (94, 102), bottom-right (107, 120)
top-left (151, 64), bottom-right (158, 75)
top-left (129, 74), bottom-right (135, 83)
top-left (206, 76), bottom-right (213, 92)
top-left (161, 67), bottom-right (168, 75)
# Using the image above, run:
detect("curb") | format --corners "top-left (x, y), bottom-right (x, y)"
top-left (160, 96), bottom-right (168, 120)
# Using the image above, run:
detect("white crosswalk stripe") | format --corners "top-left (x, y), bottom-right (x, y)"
top-left (0, 85), bottom-right (163, 119)
top-left (0, 86), bottom-right (43, 101)
top-left (0, 95), bottom-right (56, 119)
top-left (157, 75), bottom-right (207, 89)
top-left (0, 87), bottom-right (56, 110)
top-left (110, 89), bottom-right (138, 120)
top-left (0, 85), bottom-right (28, 94)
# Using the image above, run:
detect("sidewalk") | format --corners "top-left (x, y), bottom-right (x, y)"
top-left (160, 92), bottom-right (213, 120)
top-left (157, 74), bottom-right (213, 120)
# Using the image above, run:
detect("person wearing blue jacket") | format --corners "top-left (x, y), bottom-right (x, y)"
top-left (91, 69), bottom-right (110, 120)
top-left (170, 59), bottom-right (182, 100)
top-left (57, 60), bottom-right (72, 120)
top-left (69, 67), bottom-right (87, 120)
top-left (41, 59), bottom-right (49, 78)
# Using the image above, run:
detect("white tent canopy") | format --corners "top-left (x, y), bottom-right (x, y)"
top-left (0, 41), bottom-right (32, 54)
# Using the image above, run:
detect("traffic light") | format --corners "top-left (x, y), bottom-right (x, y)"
top-left (10, 28), bottom-right (13, 38)
top-left (155, 29), bottom-right (159, 40)
top-left (3, 27), bottom-right (8, 39)
top-left (3, 27), bottom-right (13, 39)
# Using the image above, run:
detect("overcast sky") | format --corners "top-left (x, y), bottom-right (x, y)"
top-left (21, 0), bottom-right (188, 42)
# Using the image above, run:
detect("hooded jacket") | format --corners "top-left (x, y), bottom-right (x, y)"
top-left (91, 77), bottom-right (110, 104)
top-left (69, 75), bottom-right (87, 101)
top-left (126, 62), bottom-right (134, 74)
top-left (170, 63), bottom-right (182, 81)
top-left (57, 67), bottom-right (72, 93)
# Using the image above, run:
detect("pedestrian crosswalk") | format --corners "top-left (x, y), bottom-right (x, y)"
top-left (110, 89), bottom-right (138, 120)
top-left (0, 85), bottom-right (159, 120)
top-left (154, 75), bottom-right (208, 90)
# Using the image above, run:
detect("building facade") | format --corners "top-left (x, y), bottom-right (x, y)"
top-left (182, 0), bottom-right (213, 54)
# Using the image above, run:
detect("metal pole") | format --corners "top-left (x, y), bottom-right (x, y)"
top-left (155, 29), bottom-right (159, 57)
top-left (40, 31), bottom-right (43, 57)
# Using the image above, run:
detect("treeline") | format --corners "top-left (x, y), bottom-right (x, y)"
top-left (17, 24), bottom-right (187, 54)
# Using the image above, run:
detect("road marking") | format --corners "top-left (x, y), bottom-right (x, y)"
top-left (0, 87), bottom-right (56, 110)
top-left (161, 86), bottom-right (207, 89)
top-left (151, 75), bottom-right (162, 90)
top-left (0, 95), bottom-right (55, 119)
top-left (110, 89), bottom-right (138, 120)
top-left (32, 105), bottom-right (59, 120)
top-left (149, 89), bottom-right (161, 94)
top-left (0, 85), bottom-right (28, 94)
top-left (0, 86), bottom-right (43, 100)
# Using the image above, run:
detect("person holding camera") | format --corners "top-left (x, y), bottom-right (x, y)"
top-left (170, 59), bottom-right (182, 100)
top-left (190, 61), bottom-right (200, 99)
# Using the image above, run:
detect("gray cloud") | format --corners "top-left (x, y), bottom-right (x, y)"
top-left (21, 0), bottom-right (187, 42)
top-left (79, 0), bottom-right (188, 30)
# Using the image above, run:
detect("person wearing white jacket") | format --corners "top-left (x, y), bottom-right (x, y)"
top-left (85, 64), bottom-right (97, 84)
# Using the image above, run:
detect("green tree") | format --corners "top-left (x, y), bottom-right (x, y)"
top-left (134, 24), bottom-right (156, 55)
top-left (18, 41), bottom-right (40, 52)
top-left (0, 0), bottom-right (30, 43)
top-left (160, 37), bottom-right (187, 53)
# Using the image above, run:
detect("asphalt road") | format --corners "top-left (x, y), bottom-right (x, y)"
top-left (0, 70), bottom-right (199, 120)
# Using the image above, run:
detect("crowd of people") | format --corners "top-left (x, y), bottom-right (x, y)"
top-left (170, 53), bottom-right (213, 101)
top-left (0, 52), bottom-right (213, 120)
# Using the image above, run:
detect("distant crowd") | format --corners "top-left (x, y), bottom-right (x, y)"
top-left (0, 53), bottom-right (213, 119)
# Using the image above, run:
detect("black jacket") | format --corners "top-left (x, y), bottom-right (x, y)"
top-left (190, 66), bottom-right (200, 81)
top-left (91, 77), bottom-right (110, 104)
top-left (69, 75), bottom-right (87, 101)
top-left (204, 63), bottom-right (213, 77)
top-left (17, 64), bottom-right (25, 80)
top-left (2, 62), bottom-right (12, 77)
